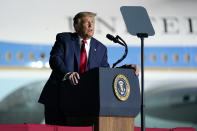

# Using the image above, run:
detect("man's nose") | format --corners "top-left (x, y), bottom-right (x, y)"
top-left (88, 22), bottom-right (93, 28)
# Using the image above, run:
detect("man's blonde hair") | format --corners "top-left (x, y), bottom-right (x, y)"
top-left (73, 12), bottom-right (96, 25)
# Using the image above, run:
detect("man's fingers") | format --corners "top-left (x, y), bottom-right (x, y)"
top-left (68, 72), bottom-right (80, 85)
top-left (131, 64), bottom-right (139, 76)
top-left (76, 73), bottom-right (80, 79)
top-left (73, 74), bottom-right (79, 85)
top-left (73, 72), bottom-right (80, 85)
top-left (69, 74), bottom-right (74, 85)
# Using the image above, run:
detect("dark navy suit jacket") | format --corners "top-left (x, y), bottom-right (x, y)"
top-left (38, 32), bottom-right (109, 106)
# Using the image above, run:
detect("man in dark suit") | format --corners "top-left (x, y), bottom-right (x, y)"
top-left (38, 12), bottom-right (139, 126)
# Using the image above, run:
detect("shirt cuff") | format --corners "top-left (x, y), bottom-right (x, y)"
top-left (62, 72), bottom-right (71, 81)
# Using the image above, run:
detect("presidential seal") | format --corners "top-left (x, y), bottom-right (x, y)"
top-left (113, 74), bottom-right (130, 101)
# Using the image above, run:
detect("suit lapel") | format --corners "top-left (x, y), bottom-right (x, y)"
top-left (71, 34), bottom-right (98, 72)
top-left (71, 33), bottom-right (80, 71)
top-left (87, 38), bottom-right (97, 70)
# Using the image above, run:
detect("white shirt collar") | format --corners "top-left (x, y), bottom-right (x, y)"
top-left (79, 36), bottom-right (91, 47)
top-left (78, 36), bottom-right (91, 59)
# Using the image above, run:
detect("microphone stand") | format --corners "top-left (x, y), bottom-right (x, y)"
top-left (112, 35), bottom-right (128, 68)
top-left (108, 33), bottom-right (147, 131)
top-left (137, 33), bottom-right (148, 131)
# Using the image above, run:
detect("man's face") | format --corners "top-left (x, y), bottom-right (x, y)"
top-left (76, 15), bottom-right (95, 40)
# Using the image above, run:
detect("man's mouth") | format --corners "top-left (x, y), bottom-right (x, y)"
top-left (88, 29), bottom-right (93, 32)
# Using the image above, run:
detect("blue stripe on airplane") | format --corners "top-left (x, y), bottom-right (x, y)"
top-left (108, 46), bottom-right (197, 68)
top-left (0, 41), bottom-right (197, 68)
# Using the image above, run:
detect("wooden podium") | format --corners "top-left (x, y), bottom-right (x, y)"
top-left (59, 67), bottom-right (140, 131)
top-left (94, 116), bottom-right (135, 131)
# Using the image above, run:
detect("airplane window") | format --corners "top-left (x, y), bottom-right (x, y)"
top-left (184, 53), bottom-right (190, 63)
top-left (17, 52), bottom-right (24, 61)
top-left (40, 53), bottom-right (46, 60)
top-left (29, 53), bottom-right (35, 61)
top-left (172, 53), bottom-right (179, 63)
top-left (5, 52), bottom-right (12, 61)
top-left (150, 53), bottom-right (157, 62)
top-left (161, 53), bottom-right (168, 63)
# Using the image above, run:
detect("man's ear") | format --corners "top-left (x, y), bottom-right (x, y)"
top-left (74, 24), bottom-right (79, 32)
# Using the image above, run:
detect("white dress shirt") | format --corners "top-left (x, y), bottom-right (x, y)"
top-left (79, 36), bottom-right (91, 59)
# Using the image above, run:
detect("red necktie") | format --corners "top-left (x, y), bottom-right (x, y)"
top-left (79, 40), bottom-right (87, 73)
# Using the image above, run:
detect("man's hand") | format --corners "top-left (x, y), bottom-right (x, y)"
top-left (120, 64), bottom-right (139, 76)
top-left (67, 72), bottom-right (80, 85)
top-left (131, 64), bottom-right (139, 76)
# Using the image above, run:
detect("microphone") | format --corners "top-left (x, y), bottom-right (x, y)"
top-left (106, 34), bottom-right (128, 68)
top-left (106, 34), bottom-right (119, 43)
